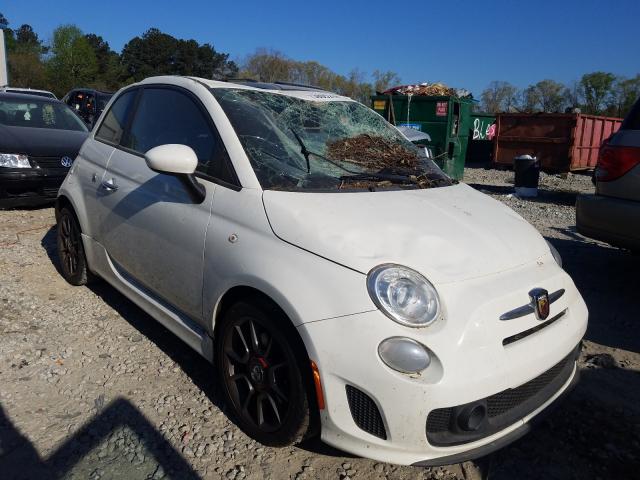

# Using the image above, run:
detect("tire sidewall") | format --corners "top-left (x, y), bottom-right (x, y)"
top-left (215, 300), bottom-right (309, 447)
top-left (56, 207), bottom-right (88, 286)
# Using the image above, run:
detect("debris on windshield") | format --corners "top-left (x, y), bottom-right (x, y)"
top-left (326, 134), bottom-right (420, 170)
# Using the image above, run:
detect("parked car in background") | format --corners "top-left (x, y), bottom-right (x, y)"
top-left (0, 86), bottom-right (57, 99)
top-left (62, 88), bottom-right (113, 128)
top-left (0, 92), bottom-right (88, 207)
top-left (55, 76), bottom-right (587, 466)
top-left (576, 98), bottom-right (640, 251)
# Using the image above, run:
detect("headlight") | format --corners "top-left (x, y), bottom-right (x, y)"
top-left (367, 264), bottom-right (441, 327)
top-left (0, 153), bottom-right (31, 168)
top-left (546, 240), bottom-right (562, 268)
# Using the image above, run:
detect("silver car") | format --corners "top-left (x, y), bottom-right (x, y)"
top-left (576, 98), bottom-right (640, 251)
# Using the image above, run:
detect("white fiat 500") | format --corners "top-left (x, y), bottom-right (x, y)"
top-left (56, 76), bottom-right (588, 466)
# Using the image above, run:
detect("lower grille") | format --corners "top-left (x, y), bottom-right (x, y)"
top-left (426, 346), bottom-right (579, 446)
top-left (346, 385), bottom-right (387, 440)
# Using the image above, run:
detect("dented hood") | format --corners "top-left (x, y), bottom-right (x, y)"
top-left (262, 183), bottom-right (549, 284)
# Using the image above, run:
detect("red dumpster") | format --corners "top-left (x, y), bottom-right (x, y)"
top-left (493, 113), bottom-right (622, 172)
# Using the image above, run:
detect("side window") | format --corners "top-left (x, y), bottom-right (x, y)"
top-left (95, 90), bottom-right (137, 145)
top-left (123, 88), bottom-right (219, 174)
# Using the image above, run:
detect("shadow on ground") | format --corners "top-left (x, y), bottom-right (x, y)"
top-left (0, 398), bottom-right (202, 480)
top-left (547, 229), bottom-right (640, 354)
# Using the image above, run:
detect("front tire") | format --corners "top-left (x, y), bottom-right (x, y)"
top-left (56, 207), bottom-right (92, 286)
top-left (215, 300), bottom-right (310, 447)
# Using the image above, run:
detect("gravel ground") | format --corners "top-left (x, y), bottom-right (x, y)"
top-left (1, 166), bottom-right (639, 480)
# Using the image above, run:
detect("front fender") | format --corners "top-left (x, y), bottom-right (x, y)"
top-left (202, 188), bottom-right (376, 331)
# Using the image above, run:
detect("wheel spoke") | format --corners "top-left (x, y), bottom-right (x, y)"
top-left (249, 320), bottom-right (260, 353)
top-left (256, 393), bottom-right (265, 427)
top-left (230, 373), bottom-right (253, 390)
top-left (229, 325), bottom-right (251, 363)
top-left (265, 392), bottom-right (282, 425)
top-left (225, 346), bottom-right (249, 365)
top-left (241, 388), bottom-right (255, 415)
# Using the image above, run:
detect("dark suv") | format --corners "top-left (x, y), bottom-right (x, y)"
top-left (62, 88), bottom-right (113, 128)
top-left (576, 98), bottom-right (640, 250)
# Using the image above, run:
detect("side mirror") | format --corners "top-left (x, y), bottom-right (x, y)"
top-left (144, 144), bottom-right (205, 203)
top-left (144, 144), bottom-right (198, 175)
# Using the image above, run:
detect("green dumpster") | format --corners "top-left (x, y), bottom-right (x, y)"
top-left (371, 94), bottom-right (474, 180)
top-left (466, 113), bottom-right (496, 164)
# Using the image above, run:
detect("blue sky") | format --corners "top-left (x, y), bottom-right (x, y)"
top-left (2, 0), bottom-right (638, 96)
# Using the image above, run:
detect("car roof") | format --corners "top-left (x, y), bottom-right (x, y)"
top-left (1, 86), bottom-right (55, 94)
top-left (132, 75), bottom-right (352, 102)
top-left (66, 88), bottom-right (114, 95)
top-left (0, 91), bottom-right (64, 103)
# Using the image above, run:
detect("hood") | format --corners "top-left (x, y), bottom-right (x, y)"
top-left (263, 183), bottom-right (549, 284)
top-left (0, 125), bottom-right (88, 158)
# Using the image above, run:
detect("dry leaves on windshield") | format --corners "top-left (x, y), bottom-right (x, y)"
top-left (326, 134), bottom-right (420, 170)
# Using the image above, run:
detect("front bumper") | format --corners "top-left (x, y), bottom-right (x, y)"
top-left (0, 168), bottom-right (67, 207)
top-left (297, 257), bottom-right (588, 465)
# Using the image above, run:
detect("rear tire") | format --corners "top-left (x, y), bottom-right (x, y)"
top-left (215, 299), bottom-right (310, 447)
top-left (56, 207), bottom-right (92, 286)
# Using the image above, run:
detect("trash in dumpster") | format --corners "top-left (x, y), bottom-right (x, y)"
top-left (383, 82), bottom-right (472, 99)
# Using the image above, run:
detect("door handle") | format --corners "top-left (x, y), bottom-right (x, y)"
top-left (100, 178), bottom-right (118, 191)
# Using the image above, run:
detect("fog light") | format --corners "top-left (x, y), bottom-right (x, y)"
top-left (378, 337), bottom-right (431, 374)
top-left (457, 403), bottom-right (487, 431)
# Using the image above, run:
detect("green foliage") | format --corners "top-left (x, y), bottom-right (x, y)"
top-left (84, 33), bottom-right (122, 90)
top-left (120, 28), bottom-right (237, 83)
top-left (580, 71), bottom-right (616, 114)
top-left (46, 25), bottom-right (98, 97)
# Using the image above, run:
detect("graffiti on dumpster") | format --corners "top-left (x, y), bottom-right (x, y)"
top-left (473, 118), bottom-right (496, 140)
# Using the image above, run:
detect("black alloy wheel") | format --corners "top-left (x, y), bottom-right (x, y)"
top-left (216, 300), bottom-right (310, 446)
top-left (56, 207), bottom-right (91, 285)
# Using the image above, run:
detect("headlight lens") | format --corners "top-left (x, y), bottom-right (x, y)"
top-left (0, 153), bottom-right (31, 168)
top-left (367, 264), bottom-right (441, 327)
top-left (546, 240), bottom-right (562, 268)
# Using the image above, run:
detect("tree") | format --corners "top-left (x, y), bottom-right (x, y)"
top-left (610, 75), bottom-right (640, 117)
top-left (480, 81), bottom-right (518, 113)
top-left (47, 25), bottom-right (98, 97)
top-left (84, 33), bottom-right (122, 90)
top-left (372, 70), bottom-right (401, 93)
top-left (15, 24), bottom-right (46, 54)
top-left (580, 71), bottom-right (616, 114)
top-left (0, 12), bottom-right (17, 54)
top-left (241, 48), bottom-right (292, 82)
top-left (120, 28), bottom-right (237, 83)
top-left (7, 51), bottom-right (47, 88)
top-left (526, 79), bottom-right (565, 112)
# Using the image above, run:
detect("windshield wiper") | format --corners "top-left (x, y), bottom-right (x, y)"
top-left (290, 129), bottom-right (311, 173)
top-left (339, 172), bottom-right (417, 184)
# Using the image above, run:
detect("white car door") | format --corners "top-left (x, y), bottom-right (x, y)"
top-left (75, 89), bottom-right (138, 237)
top-left (95, 86), bottom-right (232, 322)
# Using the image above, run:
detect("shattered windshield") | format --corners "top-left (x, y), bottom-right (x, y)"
top-left (211, 88), bottom-right (452, 191)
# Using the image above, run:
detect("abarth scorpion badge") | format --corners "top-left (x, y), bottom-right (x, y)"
top-left (529, 288), bottom-right (550, 320)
